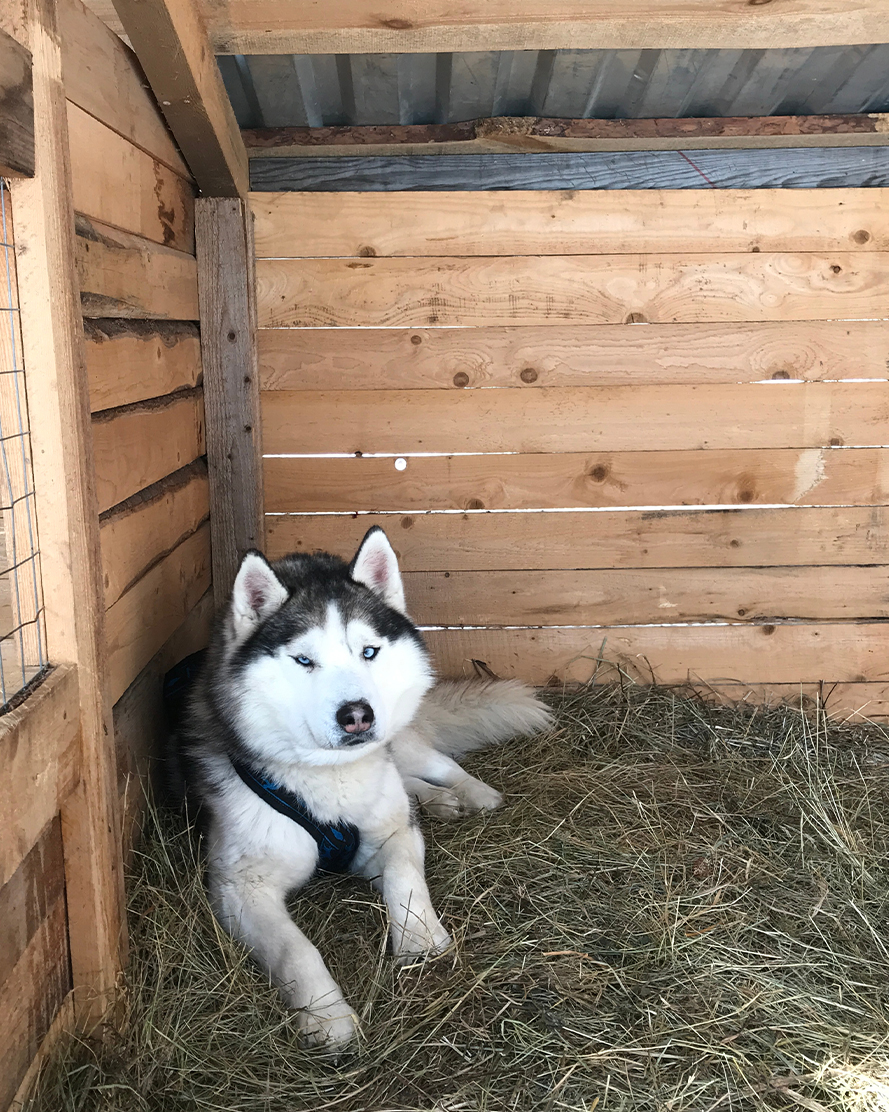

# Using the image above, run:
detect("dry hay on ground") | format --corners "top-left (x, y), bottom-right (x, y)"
top-left (25, 684), bottom-right (889, 1112)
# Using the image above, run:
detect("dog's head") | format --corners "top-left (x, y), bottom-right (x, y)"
top-left (220, 528), bottom-right (433, 766)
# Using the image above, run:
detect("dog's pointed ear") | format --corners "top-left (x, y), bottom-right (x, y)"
top-left (349, 527), bottom-right (406, 613)
top-left (230, 551), bottom-right (288, 641)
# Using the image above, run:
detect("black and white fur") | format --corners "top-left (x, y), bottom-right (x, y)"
top-left (179, 527), bottom-right (552, 1051)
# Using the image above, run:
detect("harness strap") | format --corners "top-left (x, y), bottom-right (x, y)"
top-left (230, 757), bottom-right (360, 873)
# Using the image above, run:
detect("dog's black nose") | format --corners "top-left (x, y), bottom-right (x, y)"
top-left (336, 700), bottom-right (375, 735)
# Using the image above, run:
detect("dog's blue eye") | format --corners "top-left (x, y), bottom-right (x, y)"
top-left (363, 646), bottom-right (379, 660)
top-left (293, 655), bottom-right (313, 668)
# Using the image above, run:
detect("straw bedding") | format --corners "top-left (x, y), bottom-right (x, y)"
top-left (25, 683), bottom-right (889, 1112)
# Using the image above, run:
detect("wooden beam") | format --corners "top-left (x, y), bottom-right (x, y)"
top-left (249, 147), bottom-right (889, 193)
top-left (0, 26), bottom-right (33, 176)
top-left (245, 114), bottom-right (889, 158)
top-left (196, 198), bottom-right (263, 602)
top-left (11, 0), bottom-right (125, 1028)
top-left (209, 0), bottom-right (889, 54)
top-left (109, 0), bottom-right (248, 197)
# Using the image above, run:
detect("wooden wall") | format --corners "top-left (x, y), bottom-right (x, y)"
top-left (60, 0), bottom-right (213, 841)
top-left (254, 188), bottom-right (889, 719)
top-left (2, 1), bottom-right (213, 1102)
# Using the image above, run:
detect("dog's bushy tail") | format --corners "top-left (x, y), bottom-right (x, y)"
top-left (423, 678), bottom-right (554, 758)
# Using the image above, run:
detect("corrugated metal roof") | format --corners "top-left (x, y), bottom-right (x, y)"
top-left (219, 46), bottom-right (889, 130)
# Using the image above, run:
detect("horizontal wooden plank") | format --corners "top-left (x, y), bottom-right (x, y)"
top-left (0, 665), bottom-right (80, 889)
top-left (690, 681), bottom-right (889, 722)
top-left (209, 0), bottom-right (889, 54)
top-left (0, 25), bottom-right (33, 177)
top-left (84, 320), bottom-right (202, 411)
top-left (0, 817), bottom-right (65, 991)
top-left (265, 506), bottom-right (889, 571)
top-left (423, 623), bottom-right (889, 686)
top-left (100, 460), bottom-right (210, 608)
top-left (0, 894), bottom-right (70, 1112)
top-left (244, 114), bottom-right (889, 158)
top-left (113, 583), bottom-right (214, 827)
top-left (258, 321), bottom-right (889, 392)
top-left (261, 383), bottom-right (889, 455)
top-left (404, 566), bottom-right (889, 627)
top-left (250, 189), bottom-right (889, 257)
top-left (256, 252), bottom-right (889, 329)
top-left (92, 390), bottom-right (205, 513)
top-left (264, 447), bottom-right (889, 513)
top-left (59, 0), bottom-right (190, 178)
top-left (105, 522), bottom-right (212, 704)
top-left (249, 149), bottom-right (889, 193)
top-left (68, 102), bottom-right (194, 252)
top-left (76, 219), bottom-right (199, 320)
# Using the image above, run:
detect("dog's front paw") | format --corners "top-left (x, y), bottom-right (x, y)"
top-left (295, 997), bottom-right (358, 1053)
top-left (393, 918), bottom-right (453, 965)
top-left (455, 776), bottom-right (503, 814)
top-left (418, 785), bottom-right (465, 820)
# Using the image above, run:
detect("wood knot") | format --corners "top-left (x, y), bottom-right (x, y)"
top-left (738, 489), bottom-right (754, 503)
top-left (852, 229), bottom-right (871, 245)
top-left (227, 330), bottom-right (236, 341)
top-left (730, 539), bottom-right (741, 548)
top-left (737, 608), bottom-right (747, 617)
top-left (401, 516), bottom-right (413, 529)
top-left (520, 367), bottom-right (538, 383)
top-left (589, 464), bottom-right (609, 483)
top-left (410, 334), bottom-right (423, 345)
top-left (466, 498), bottom-right (485, 510)
top-left (830, 264), bottom-right (842, 274)
top-left (761, 624), bottom-right (776, 636)
top-left (771, 369), bottom-right (790, 380)
top-left (829, 437), bottom-right (843, 446)
top-left (380, 16), bottom-right (413, 28)
top-left (358, 245), bottom-right (377, 257)
top-left (453, 371), bottom-right (470, 388)
top-left (625, 312), bottom-right (647, 324)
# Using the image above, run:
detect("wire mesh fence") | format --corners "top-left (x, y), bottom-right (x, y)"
top-left (0, 179), bottom-right (47, 707)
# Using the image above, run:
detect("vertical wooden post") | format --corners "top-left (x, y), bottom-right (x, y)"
top-left (11, 0), bottom-right (125, 1029)
top-left (195, 198), bottom-right (264, 603)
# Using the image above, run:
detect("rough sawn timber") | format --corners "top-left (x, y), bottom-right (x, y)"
top-left (256, 321), bottom-right (889, 391)
top-left (250, 188), bottom-right (889, 257)
top-left (249, 148), bottom-right (889, 193)
top-left (207, 0), bottom-right (889, 54)
top-left (196, 198), bottom-right (264, 602)
top-left (243, 113), bottom-right (889, 157)
top-left (256, 252), bottom-right (889, 329)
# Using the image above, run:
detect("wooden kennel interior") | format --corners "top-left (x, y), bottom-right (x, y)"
top-left (2, 0), bottom-right (889, 1104)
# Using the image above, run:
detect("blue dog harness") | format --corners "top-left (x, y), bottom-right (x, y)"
top-left (231, 757), bottom-right (361, 873)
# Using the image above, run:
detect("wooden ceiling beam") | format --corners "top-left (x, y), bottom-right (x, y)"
top-left (109, 0), bottom-right (248, 197)
top-left (244, 114), bottom-right (889, 158)
top-left (209, 0), bottom-right (889, 54)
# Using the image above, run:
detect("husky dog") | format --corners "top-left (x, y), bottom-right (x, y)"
top-left (178, 527), bottom-right (551, 1051)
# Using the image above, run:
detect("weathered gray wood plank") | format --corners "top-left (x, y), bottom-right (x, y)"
top-left (0, 28), bottom-right (33, 178)
top-left (250, 146), bottom-right (889, 191)
top-left (195, 199), bottom-right (263, 603)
